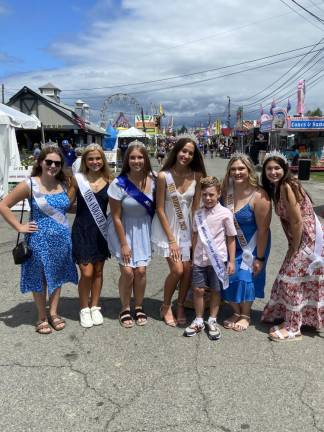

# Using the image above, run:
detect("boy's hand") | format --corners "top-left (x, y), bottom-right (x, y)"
top-left (227, 262), bottom-right (235, 275)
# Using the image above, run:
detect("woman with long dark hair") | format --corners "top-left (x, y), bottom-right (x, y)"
top-left (151, 137), bottom-right (206, 327)
top-left (261, 152), bottom-right (324, 341)
top-left (108, 141), bottom-right (155, 328)
top-left (70, 144), bottom-right (112, 328)
top-left (0, 146), bottom-right (78, 334)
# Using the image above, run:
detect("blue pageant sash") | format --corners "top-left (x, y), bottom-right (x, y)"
top-left (116, 175), bottom-right (155, 218)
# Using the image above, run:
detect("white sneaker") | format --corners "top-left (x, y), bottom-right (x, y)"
top-left (90, 306), bottom-right (104, 326)
top-left (80, 307), bottom-right (93, 328)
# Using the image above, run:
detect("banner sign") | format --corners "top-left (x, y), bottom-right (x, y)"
top-left (288, 118), bottom-right (324, 130)
top-left (260, 120), bottom-right (272, 133)
top-left (8, 167), bottom-right (32, 211)
top-left (135, 115), bottom-right (156, 129)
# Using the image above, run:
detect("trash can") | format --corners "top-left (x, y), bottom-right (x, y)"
top-left (298, 159), bottom-right (311, 180)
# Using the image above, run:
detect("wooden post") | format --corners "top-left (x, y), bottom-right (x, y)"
top-left (1, 84), bottom-right (4, 104)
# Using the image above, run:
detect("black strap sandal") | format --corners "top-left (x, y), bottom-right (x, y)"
top-left (119, 310), bottom-right (134, 328)
top-left (134, 307), bottom-right (148, 326)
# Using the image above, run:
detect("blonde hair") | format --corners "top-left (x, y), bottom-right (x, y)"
top-left (222, 154), bottom-right (259, 196)
top-left (200, 176), bottom-right (221, 192)
top-left (79, 144), bottom-right (112, 181)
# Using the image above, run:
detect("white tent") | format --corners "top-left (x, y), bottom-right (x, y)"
top-left (117, 127), bottom-right (151, 138)
top-left (0, 103), bottom-right (40, 197)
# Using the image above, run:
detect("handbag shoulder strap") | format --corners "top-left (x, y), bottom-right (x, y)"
top-left (16, 178), bottom-right (33, 247)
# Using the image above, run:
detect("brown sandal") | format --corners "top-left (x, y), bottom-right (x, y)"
top-left (223, 313), bottom-right (240, 329)
top-left (160, 304), bottom-right (177, 327)
top-left (233, 314), bottom-right (250, 332)
top-left (48, 315), bottom-right (66, 331)
top-left (35, 320), bottom-right (52, 335)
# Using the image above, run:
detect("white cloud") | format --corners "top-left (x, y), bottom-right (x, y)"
top-left (4, 0), bottom-right (324, 125)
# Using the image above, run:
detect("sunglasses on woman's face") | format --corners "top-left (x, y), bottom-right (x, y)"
top-left (44, 159), bottom-right (62, 167)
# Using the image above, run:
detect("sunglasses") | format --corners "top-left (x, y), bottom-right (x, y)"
top-left (44, 159), bottom-right (62, 167)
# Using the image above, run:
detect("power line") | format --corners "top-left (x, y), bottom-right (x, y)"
top-left (289, 0), bottom-right (324, 22)
top-left (232, 37), bottom-right (324, 103)
top-left (8, 42), bottom-right (324, 94)
top-left (279, 0), bottom-right (324, 29)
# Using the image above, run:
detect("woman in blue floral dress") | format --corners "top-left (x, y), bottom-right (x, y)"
top-left (0, 146), bottom-right (78, 334)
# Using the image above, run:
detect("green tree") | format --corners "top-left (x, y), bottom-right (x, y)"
top-left (305, 107), bottom-right (322, 116)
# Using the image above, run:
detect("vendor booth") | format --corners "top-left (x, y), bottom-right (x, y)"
top-left (0, 103), bottom-right (40, 198)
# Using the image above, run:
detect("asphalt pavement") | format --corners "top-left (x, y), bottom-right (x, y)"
top-left (0, 155), bottom-right (323, 432)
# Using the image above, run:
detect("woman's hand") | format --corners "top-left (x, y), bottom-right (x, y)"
top-left (169, 241), bottom-right (181, 262)
top-left (18, 221), bottom-right (38, 233)
top-left (121, 244), bottom-right (132, 265)
top-left (227, 261), bottom-right (235, 275)
top-left (253, 259), bottom-right (263, 276)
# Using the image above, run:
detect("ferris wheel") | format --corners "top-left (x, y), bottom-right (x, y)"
top-left (100, 93), bottom-right (142, 128)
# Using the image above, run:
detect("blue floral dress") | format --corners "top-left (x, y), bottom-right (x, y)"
top-left (21, 184), bottom-right (78, 295)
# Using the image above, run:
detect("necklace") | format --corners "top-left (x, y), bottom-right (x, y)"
top-left (172, 168), bottom-right (191, 178)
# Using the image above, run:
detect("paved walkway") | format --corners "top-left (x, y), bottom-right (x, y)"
top-left (0, 156), bottom-right (323, 432)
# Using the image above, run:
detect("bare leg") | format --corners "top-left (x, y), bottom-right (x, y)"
top-left (78, 263), bottom-right (94, 309)
top-left (133, 266), bottom-right (147, 325)
top-left (193, 287), bottom-right (205, 318)
top-left (89, 261), bottom-right (105, 307)
top-left (234, 301), bottom-right (252, 331)
top-left (32, 292), bottom-right (47, 321)
top-left (133, 266), bottom-right (146, 308)
top-left (49, 287), bottom-right (65, 330)
top-left (209, 291), bottom-right (221, 319)
top-left (118, 265), bottom-right (134, 326)
top-left (223, 301), bottom-right (241, 328)
top-left (161, 258), bottom-right (183, 325)
top-left (177, 261), bottom-right (192, 323)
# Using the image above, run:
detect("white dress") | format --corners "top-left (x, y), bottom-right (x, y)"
top-left (151, 174), bottom-right (196, 262)
top-left (107, 178), bottom-right (154, 268)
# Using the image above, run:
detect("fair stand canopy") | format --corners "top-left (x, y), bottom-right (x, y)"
top-left (117, 127), bottom-right (151, 138)
top-left (0, 103), bottom-right (40, 197)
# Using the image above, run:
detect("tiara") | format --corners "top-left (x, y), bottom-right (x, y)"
top-left (41, 141), bottom-right (59, 149)
top-left (176, 133), bottom-right (198, 144)
top-left (85, 143), bottom-right (102, 151)
top-left (263, 150), bottom-right (288, 164)
top-left (230, 151), bottom-right (248, 160)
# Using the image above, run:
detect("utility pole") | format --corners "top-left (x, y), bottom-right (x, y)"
top-left (227, 96), bottom-right (231, 128)
top-left (1, 84), bottom-right (4, 104)
top-left (241, 105), bottom-right (244, 152)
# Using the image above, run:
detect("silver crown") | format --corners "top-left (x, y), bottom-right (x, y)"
top-left (263, 150), bottom-right (288, 164)
top-left (176, 133), bottom-right (198, 144)
top-left (41, 141), bottom-right (59, 149)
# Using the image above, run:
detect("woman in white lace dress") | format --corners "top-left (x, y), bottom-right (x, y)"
top-left (151, 138), bottom-right (206, 327)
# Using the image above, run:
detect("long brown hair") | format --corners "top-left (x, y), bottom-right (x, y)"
top-left (79, 144), bottom-right (112, 182)
top-left (161, 138), bottom-right (207, 176)
top-left (31, 146), bottom-right (68, 185)
top-left (120, 141), bottom-right (154, 178)
top-left (261, 156), bottom-right (308, 204)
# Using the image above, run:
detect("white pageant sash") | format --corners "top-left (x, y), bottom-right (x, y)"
top-left (165, 171), bottom-right (191, 260)
top-left (226, 179), bottom-right (257, 271)
top-left (75, 173), bottom-right (107, 241)
top-left (30, 178), bottom-right (70, 229)
top-left (195, 209), bottom-right (229, 289)
top-left (303, 214), bottom-right (324, 275)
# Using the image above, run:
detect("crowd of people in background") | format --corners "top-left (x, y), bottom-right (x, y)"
top-left (0, 137), bottom-right (323, 341)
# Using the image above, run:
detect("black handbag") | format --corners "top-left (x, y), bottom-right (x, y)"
top-left (12, 182), bottom-right (33, 265)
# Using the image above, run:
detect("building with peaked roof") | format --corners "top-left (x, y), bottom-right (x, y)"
top-left (7, 84), bottom-right (105, 149)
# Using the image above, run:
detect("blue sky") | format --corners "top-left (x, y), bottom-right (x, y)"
top-left (0, 0), bottom-right (123, 76)
top-left (1, 0), bottom-right (324, 126)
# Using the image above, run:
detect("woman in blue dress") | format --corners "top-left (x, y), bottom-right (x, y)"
top-left (108, 141), bottom-right (155, 328)
top-left (221, 154), bottom-right (271, 331)
top-left (0, 146), bottom-right (78, 334)
top-left (70, 144), bottom-right (111, 328)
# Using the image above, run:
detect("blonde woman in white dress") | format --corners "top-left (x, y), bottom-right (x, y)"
top-left (151, 137), bottom-right (206, 327)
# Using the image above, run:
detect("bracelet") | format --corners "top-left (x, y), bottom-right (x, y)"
top-left (168, 240), bottom-right (176, 244)
top-left (255, 256), bottom-right (265, 262)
